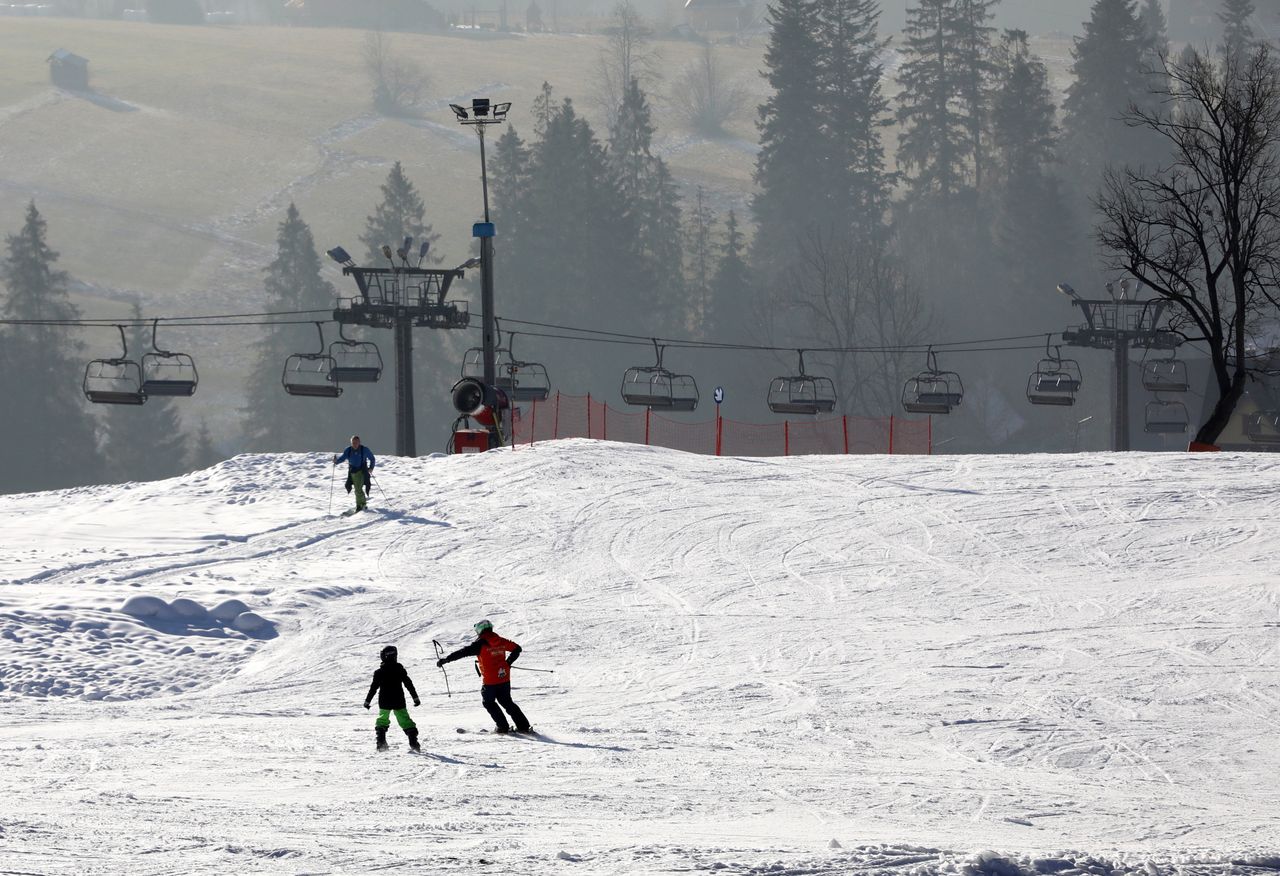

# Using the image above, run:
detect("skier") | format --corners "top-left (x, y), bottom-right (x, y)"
top-left (333, 435), bottom-right (375, 513)
top-left (363, 645), bottom-right (420, 751)
top-left (437, 620), bottom-right (532, 734)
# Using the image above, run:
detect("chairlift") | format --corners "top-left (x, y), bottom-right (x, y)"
top-left (902, 349), bottom-right (963, 414)
top-left (496, 331), bottom-right (551, 402)
top-left (1141, 355), bottom-right (1189, 393)
top-left (621, 340), bottom-right (699, 411)
top-left (1245, 410), bottom-right (1280, 444)
top-left (83, 325), bottom-right (146, 405)
top-left (139, 319), bottom-right (198, 397)
top-left (1026, 338), bottom-right (1081, 406)
top-left (1144, 397), bottom-right (1189, 433)
top-left (328, 323), bottom-right (383, 383)
top-left (767, 350), bottom-right (837, 415)
top-left (282, 322), bottom-right (342, 398)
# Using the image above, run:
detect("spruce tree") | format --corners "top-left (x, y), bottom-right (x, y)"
top-left (1061, 0), bottom-right (1153, 190)
top-left (490, 125), bottom-right (532, 233)
top-left (814, 0), bottom-right (893, 234)
top-left (753, 0), bottom-right (827, 259)
top-left (187, 418), bottom-right (221, 471)
top-left (609, 79), bottom-right (685, 331)
top-left (707, 210), bottom-right (751, 338)
top-left (530, 81), bottom-right (556, 140)
top-left (1138, 0), bottom-right (1168, 63)
top-left (895, 0), bottom-right (975, 202)
top-left (359, 161), bottom-right (440, 265)
top-left (1219, 0), bottom-right (1256, 63)
top-left (101, 304), bottom-right (190, 483)
top-left (0, 202), bottom-right (101, 491)
top-left (685, 186), bottom-right (715, 325)
top-left (242, 204), bottom-right (346, 452)
top-left (950, 0), bottom-right (999, 191)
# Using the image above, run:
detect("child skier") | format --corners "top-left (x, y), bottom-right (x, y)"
top-left (437, 620), bottom-right (532, 734)
top-left (363, 645), bottom-right (420, 751)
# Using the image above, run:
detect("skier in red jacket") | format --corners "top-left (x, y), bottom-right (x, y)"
top-left (437, 620), bottom-right (532, 734)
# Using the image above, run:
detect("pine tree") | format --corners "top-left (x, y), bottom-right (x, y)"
top-left (490, 124), bottom-right (532, 232)
top-left (707, 210), bottom-right (751, 338)
top-left (895, 0), bottom-right (976, 202)
top-left (359, 161), bottom-right (440, 265)
top-left (101, 304), bottom-right (190, 483)
top-left (0, 202), bottom-right (101, 492)
top-left (950, 0), bottom-right (999, 191)
top-left (242, 204), bottom-right (346, 452)
top-left (814, 0), bottom-right (893, 234)
top-left (1219, 0), bottom-right (1256, 63)
top-left (753, 0), bottom-right (827, 259)
top-left (187, 418), bottom-right (221, 471)
top-left (1138, 0), bottom-right (1168, 63)
top-left (1061, 0), bottom-right (1154, 189)
top-left (530, 81), bottom-right (556, 140)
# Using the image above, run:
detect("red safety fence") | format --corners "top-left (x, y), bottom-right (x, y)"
top-left (512, 393), bottom-right (931, 455)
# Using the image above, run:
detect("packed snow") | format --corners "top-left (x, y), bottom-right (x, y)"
top-left (1, 440), bottom-right (1278, 874)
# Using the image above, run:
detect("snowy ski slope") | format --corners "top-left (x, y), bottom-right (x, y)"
top-left (1, 441), bottom-right (1278, 875)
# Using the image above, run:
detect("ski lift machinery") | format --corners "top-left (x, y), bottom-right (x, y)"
top-left (140, 319), bottom-right (198, 397)
top-left (767, 350), bottom-right (837, 415)
top-left (328, 323), bottom-right (383, 383)
top-left (901, 349), bottom-right (964, 414)
top-left (1026, 337), bottom-right (1082, 406)
top-left (282, 322), bottom-right (343, 398)
top-left (621, 340), bottom-right (699, 411)
top-left (84, 325), bottom-right (146, 405)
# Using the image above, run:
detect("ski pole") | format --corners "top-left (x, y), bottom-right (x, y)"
top-left (511, 666), bottom-right (555, 673)
top-left (432, 639), bottom-right (451, 698)
top-left (372, 472), bottom-right (390, 503)
top-left (327, 462), bottom-right (337, 516)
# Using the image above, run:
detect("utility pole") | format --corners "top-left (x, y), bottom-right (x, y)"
top-left (1057, 281), bottom-right (1176, 451)
top-left (451, 97), bottom-right (511, 447)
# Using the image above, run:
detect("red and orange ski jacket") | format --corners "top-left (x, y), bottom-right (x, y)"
top-left (441, 629), bottom-right (522, 685)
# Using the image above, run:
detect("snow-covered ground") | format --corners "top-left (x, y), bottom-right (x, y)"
top-left (1, 441), bottom-right (1278, 875)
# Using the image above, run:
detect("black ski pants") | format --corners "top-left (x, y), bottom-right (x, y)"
top-left (481, 682), bottom-right (529, 731)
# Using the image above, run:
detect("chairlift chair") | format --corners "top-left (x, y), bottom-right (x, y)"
top-left (1245, 410), bottom-right (1280, 444)
top-left (621, 341), bottom-right (699, 411)
top-left (1026, 340), bottom-right (1081, 406)
top-left (1144, 398), bottom-right (1189, 433)
top-left (329, 324), bottom-right (383, 383)
top-left (767, 350), bottom-right (837, 415)
top-left (902, 349), bottom-right (963, 414)
top-left (495, 332), bottom-right (551, 402)
top-left (83, 325), bottom-right (146, 405)
top-left (140, 319), bottom-right (198, 397)
top-left (1141, 356), bottom-right (1189, 393)
top-left (282, 322), bottom-right (343, 398)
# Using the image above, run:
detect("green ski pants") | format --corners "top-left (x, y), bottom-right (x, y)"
top-left (352, 470), bottom-right (367, 510)
top-left (375, 708), bottom-right (416, 730)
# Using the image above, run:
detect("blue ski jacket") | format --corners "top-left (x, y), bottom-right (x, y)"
top-left (335, 445), bottom-right (375, 472)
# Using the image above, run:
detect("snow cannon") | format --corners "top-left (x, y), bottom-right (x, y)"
top-left (450, 377), bottom-right (509, 452)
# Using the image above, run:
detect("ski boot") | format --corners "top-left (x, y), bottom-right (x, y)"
top-left (376, 727), bottom-right (389, 751)
top-left (493, 726), bottom-right (511, 735)
top-left (406, 727), bottom-right (420, 752)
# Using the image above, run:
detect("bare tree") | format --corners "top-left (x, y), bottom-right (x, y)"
top-left (1096, 46), bottom-right (1280, 445)
top-left (594, 0), bottom-right (661, 130)
top-left (672, 44), bottom-right (747, 136)
top-left (785, 229), bottom-right (932, 418)
top-left (362, 32), bottom-right (430, 117)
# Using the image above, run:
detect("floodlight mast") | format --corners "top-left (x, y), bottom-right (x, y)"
top-left (453, 97), bottom-right (511, 448)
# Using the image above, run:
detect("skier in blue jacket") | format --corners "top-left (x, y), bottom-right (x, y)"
top-left (333, 435), bottom-right (375, 512)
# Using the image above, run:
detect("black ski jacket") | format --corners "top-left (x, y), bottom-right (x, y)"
top-left (365, 660), bottom-right (419, 710)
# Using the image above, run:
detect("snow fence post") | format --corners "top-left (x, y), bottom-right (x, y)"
top-left (843, 415), bottom-right (849, 454)
top-left (530, 398), bottom-right (537, 446)
top-left (928, 415), bottom-right (932, 454)
top-left (602, 401), bottom-right (608, 441)
top-left (553, 391), bottom-right (560, 440)
top-left (784, 420), bottom-right (790, 456)
top-left (888, 415), bottom-right (895, 454)
top-left (716, 412), bottom-right (723, 456)
top-left (645, 407), bottom-right (651, 445)
top-left (587, 393), bottom-right (593, 439)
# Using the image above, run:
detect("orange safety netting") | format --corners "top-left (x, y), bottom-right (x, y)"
top-left (511, 393), bottom-right (931, 456)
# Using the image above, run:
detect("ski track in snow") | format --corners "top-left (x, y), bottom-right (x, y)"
top-left (1, 442), bottom-right (1279, 874)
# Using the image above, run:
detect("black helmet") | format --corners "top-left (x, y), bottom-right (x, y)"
top-left (380, 645), bottom-right (397, 662)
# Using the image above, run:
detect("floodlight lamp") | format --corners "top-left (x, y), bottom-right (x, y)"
top-left (1056, 282), bottom-right (1077, 299)
top-left (459, 256), bottom-right (482, 269)
top-left (1119, 278), bottom-right (1133, 299)
top-left (418, 241), bottom-right (430, 259)
top-left (1106, 281), bottom-right (1117, 301)
top-left (449, 103), bottom-right (469, 120)
top-left (471, 98), bottom-right (490, 117)
top-left (381, 244), bottom-right (394, 260)
top-left (396, 248), bottom-right (408, 262)
top-left (403, 236), bottom-right (413, 253)
top-left (492, 102), bottom-right (512, 120)
top-left (326, 246), bottom-right (352, 265)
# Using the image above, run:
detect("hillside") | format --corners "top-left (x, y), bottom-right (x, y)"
top-left (1, 441), bottom-right (1278, 873)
